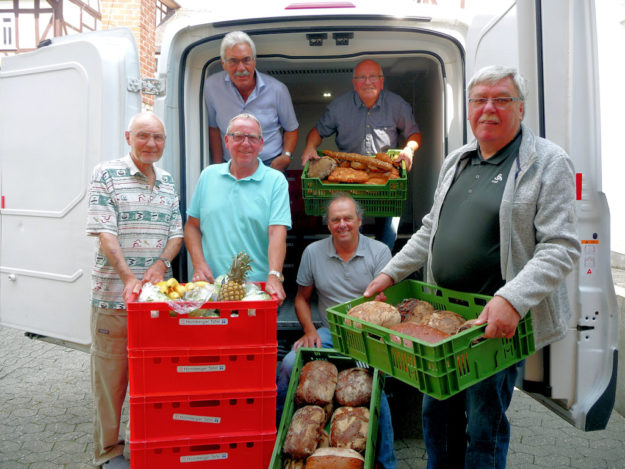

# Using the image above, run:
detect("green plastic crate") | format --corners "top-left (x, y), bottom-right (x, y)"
top-left (301, 150), bottom-right (407, 217)
top-left (327, 280), bottom-right (535, 400)
top-left (269, 348), bottom-right (383, 469)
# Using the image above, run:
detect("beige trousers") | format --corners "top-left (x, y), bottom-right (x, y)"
top-left (90, 305), bottom-right (129, 465)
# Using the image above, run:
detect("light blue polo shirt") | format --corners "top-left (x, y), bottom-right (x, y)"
top-left (204, 70), bottom-right (299, 162)
top-left (316, 89), bottom-right (420, 155)
top-left (187, 159), bottom-right (291, 281)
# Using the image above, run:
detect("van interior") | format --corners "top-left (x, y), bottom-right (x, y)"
top-left (174, 27), bottom-right (469, 337)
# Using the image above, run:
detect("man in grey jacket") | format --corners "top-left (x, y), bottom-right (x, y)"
top-left (364, 65), bottom-right (581, 468)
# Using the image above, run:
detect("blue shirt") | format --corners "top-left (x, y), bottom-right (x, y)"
top-left (297, 234), bottom-right (391, 328)
top-left (316, 90), bottom-right (420, 154)
top-left (187, 158), bottom-right (292, 281)
top-left (204, 70), bottom-right (299, 162)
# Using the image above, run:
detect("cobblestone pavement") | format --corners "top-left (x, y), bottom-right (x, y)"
top-left (2, 268), bottom-right (625, 469)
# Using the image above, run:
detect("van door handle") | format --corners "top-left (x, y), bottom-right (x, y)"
top-left (8, 274), bottom-right (16, 281)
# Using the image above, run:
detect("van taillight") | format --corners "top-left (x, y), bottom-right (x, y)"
top-left (286, 1), bottom-right (356, 9)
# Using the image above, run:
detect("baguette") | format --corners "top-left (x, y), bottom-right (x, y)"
top-left (321, 150), bottom-right (394, 171)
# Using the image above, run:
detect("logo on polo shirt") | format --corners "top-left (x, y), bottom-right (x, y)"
top-left (491, 173), bottom-right (503, 184)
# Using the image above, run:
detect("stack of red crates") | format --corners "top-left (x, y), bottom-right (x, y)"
top-left (127, 285), bottom-right (278, 468)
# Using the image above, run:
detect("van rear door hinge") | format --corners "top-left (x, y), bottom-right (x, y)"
top-left (127, 78), bottom-right (165, 96)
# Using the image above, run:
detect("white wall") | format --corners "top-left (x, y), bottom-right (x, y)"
top-left (597, 0), bottom-right (625, 258)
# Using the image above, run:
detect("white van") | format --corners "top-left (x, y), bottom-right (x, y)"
top-left (0, 0), bottom-right (618, 431)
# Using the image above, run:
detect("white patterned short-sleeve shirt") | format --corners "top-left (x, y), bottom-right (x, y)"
top-left (86, 155), bottom-right (183, 309)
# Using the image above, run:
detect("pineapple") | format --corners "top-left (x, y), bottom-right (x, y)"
top-left (218, 252), bottom-right (253, 301)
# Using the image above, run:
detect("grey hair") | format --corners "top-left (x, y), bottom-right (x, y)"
top-left (220, 31), bottom-right (256, 62)
top-left (226, 113), bottom-right (263, 137)
top-left (322, 193), bottom-right (364, 224)
top-left (467, 65), bottom-right (528, 101)
top-left (127, 111), bottom-right (166, 135)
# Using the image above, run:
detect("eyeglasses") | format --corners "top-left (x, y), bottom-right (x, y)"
top-left (468, 97), bottom-right (522, 108)
top-left (227, 132), bottom-right (262, 144)
top-left (132, 131), bottom-right (166, 143)
top-left (225, 56), bottom-right (255, 66)
top-left (353, 75), bottom-right (383, 83)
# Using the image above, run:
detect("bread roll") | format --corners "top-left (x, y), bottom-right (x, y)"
top-left (330, 406), bottom-right (369, 452)
top-left (426, 310), bottom-right (466, 335)
top-left (283, 405), bottom-right (327, 459)
top-left (389, 322), bottom-right (451, 345)
top-left (295, 360), bottom-right (338, 406)
top-left (346, 301), bottom-right (401, 329)
top-left (456, 318), bottom-right (480, 334)
top-left (305, 447), bottom-right (365, 469)
top-left (335, 368), bottom-right (373, 407)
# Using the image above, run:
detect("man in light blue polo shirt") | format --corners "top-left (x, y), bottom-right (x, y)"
top-left (185, 113), bottom-right (291, 302)
top-left (204, 31), bottom-right (299, 172)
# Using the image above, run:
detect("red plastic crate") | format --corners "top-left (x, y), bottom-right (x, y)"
top-left (129, 431), bottom-right (276, 469)
top-left (127, 286), bottom-right (277, 350)
top-left (130, 388), bottom-right (276, 441)
top-left (128, 345), bottom-right (277, 396)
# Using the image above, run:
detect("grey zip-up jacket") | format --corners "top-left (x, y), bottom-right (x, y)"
top-left (382, 124), bottom-right (581, 350)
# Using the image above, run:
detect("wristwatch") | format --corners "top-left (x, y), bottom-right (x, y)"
top-left (283, 151), bottom-right (292, 159)
top-left (158, 257), bottom-right (171, 268)
top-left (268, 270), bottom-right (284, 282)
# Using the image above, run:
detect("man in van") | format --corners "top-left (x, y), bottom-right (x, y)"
top-left (184, 113), bottom-right (291, 303)
top-left (277, 193), bottom-right (396, 469)
top-left (364, 66), bottom-right (581, 468)
top-left (204, 30), bottom-right (299, 172)
top-left (301, 59), bottom-right (422, 249)
top-left (86, 112), bottom-right (184, 468)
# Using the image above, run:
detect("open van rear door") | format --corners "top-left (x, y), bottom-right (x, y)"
top-left (465, 0), bottom-right (618, 430)
top-left (0, 28), bottom-right (141, 346)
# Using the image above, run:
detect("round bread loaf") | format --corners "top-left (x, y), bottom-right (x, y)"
top-left (389, 322), bottom-right (451, 345)
top-left (335, 368), bottom-right (373, 407)
top-left (330, 406), bottom-right (369, 452)
top-left (305, 447), bottom-right (365, 469)
top-left (283, 405), bottom-right (326, 459)
top-left (295, 360), bottom-right (338, 406)
top-left (396, 298), bottom-right (436, 323)
top-left (346, 301), bottom-right (401, 329)
top-left (426, 310), bottom-right (466, 335)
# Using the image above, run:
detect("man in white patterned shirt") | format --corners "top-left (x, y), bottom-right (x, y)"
top-left (86, 112), bottom-right (183, 468)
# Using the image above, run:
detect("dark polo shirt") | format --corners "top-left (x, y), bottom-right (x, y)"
top-left (431, 132), bottom-right (522, 295)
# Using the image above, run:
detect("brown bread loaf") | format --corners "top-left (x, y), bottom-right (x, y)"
top-left (335, 368), bottom-right (373, 407)
top-left (426, 310), bottom-right (466, 335)
top-left (305, 447), bottom-right (365, 469)
top-left (396, 298), bottom-right (436, 323)
top-left (346, 301), bottom-right (401, 329)
top-left (295, 360), bottom-right (338, 406)
top-left (283, 457), bottom-right (307, 468)
top-left (389, 322), bottom-right (451, 345)
top-left (283, 405), bottom-right (327, 459)
top-left (329, 406), bottom-right (369, 453)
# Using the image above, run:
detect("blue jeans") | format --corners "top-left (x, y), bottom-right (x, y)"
top-left (373, 217), bottom-right (398, 252)
top-left (422, 363), bottom-right (520, 469)
top-left (277, 327), bottom-right (397, 469)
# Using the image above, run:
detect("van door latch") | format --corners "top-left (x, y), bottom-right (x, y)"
top-left (306, 33), bottom-right (327, 46)
top-left (333, 32), bottom-right (353, 46)
top-left (127, 78), bottom-right (165, 96)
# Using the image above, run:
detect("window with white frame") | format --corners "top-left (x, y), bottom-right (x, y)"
top-left (1, 13), bottom-right (16, 50)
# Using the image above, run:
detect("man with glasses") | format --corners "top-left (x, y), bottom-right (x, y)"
top-left (301, 59), bottom-right (422, 250)
top-left (185, 113), bottom-right (291, 303)
top-left (86, 112), bottom-right (184, 468)
top-left (364, 66), bottom-right (581, 468)
top-left (204, 30), bottom-right (299, 171)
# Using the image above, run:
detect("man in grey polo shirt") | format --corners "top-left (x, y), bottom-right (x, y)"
top-left (364, 66), bottom-right (581, 468)
top-left (276, 193), bottom-right (396, 469)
